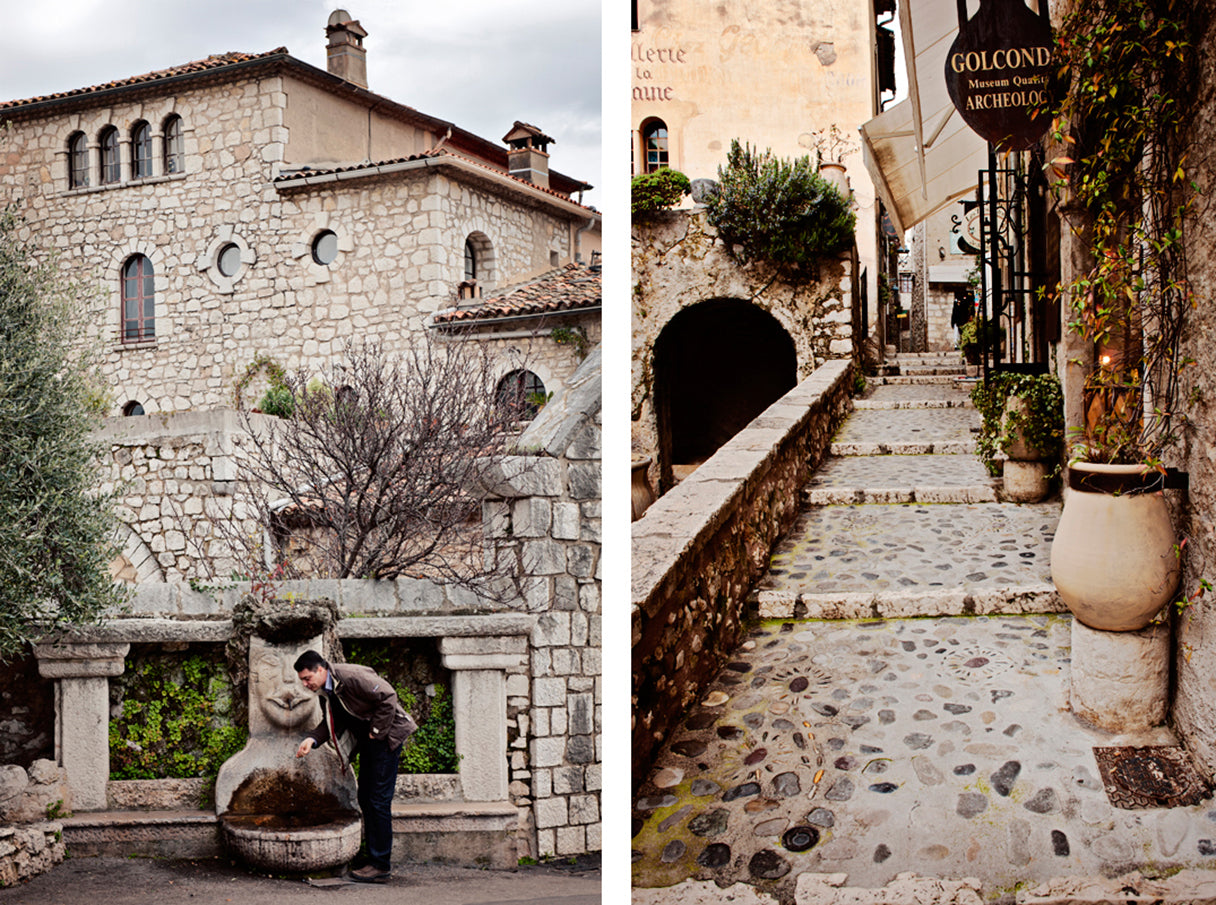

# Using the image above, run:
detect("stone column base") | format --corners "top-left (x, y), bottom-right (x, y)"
top-left (1003, 460), bottom-right (1049, 503)
top-left (1070, 618), bottom-right (1169, 732)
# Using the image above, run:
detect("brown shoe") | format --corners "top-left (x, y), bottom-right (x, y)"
top-left (350, 864), bottom-right (391, 883)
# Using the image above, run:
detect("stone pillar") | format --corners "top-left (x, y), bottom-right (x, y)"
top-left (439, 636), bottom-right (526, 802)
top-left (1070, 619), bottom-right (1169, 732)
top-left (33, 641), bottom-right (129, 811)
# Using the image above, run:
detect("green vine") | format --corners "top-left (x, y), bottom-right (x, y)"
top-left (1048, 0), bottom-right (1199, 463)
top-left (233, 353), bottom-right (293, 415)
top-left (971, 372), bottom-right (1064, 477)
top-left (109, 651), bottom-right (247, 781)
top-left (551, 325), bottom-right (591, 360)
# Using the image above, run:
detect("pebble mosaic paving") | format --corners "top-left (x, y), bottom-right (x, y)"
top-left (857, 383), bottom-right (973, 407)
top-left (632, 615), bottom-right (1216, 898)
top-left (760, 503), bottom-right (1059, 595)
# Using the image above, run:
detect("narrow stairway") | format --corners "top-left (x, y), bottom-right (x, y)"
top-left (753, 353), bottom-right (1063, 621)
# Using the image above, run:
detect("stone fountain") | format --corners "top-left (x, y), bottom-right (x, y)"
top-left (215, 601), bottom-right (360, 872)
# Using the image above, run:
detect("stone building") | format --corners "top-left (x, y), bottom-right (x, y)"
top-left (0, 7), bottom-right (601, 870)
top-left (0, 10), bottom-right (600, 416)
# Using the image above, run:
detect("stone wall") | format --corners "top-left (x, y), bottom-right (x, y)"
top-left (483, 348), bottom-right (602, 857)
top-left (0, 760), bottom-right (71, 886)
top-left (1169, 0), bottom-right (1216, 781)
top-left (98, 410), bottom-right (263, 583)
top-left (632, 210), bottom-right (855, 465)
top-left (0, 823), bottom-right (64, 888)
top-left (631, 359), bottom-right (853, 787)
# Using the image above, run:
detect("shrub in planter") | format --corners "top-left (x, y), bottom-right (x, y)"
top-left (971, 371), bottom-right (1064, 477)
top-left (631, 168), bottom-right (691, 215)
top-left (704, 140), bottom-right (854, 272)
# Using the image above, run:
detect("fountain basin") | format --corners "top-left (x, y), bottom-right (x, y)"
top-left (220, 811), bottom-right (361, 872)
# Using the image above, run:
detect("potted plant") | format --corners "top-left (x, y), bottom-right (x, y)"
top-left (811, 124), bottom-right (857, 196)
top-left (958, 317), bottom-right (1003, 367)
top-left (971, 372), bottom-right (1064, 503)
top-left (1045, 0), bottom-right (1197, 631)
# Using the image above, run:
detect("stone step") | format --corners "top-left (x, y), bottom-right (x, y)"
top-left (803, 454), bottom-right (998, 505)
top-left (61, 801), bottom-right (519, 868)
top-left (857, 383), bottom-right (974, 410)
top-left (899, 366), bottom-right (968, 377)
top-left (830, 408), bottom-right (980, 457)
top-left (854, 398), bottom-right (974, 410)
top-left (870, 375), bottom-right (979, 387)
top-left (754, 500), bottom-right (1062, 619)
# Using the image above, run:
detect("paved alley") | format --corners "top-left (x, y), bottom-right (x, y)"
top-left (632, 357), bottom-right (1216, 903)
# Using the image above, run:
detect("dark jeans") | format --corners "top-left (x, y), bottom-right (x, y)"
top-left (356, 738), bottom-right (402, 871)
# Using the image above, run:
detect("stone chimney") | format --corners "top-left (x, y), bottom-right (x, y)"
top-left (503, 122), bottom-right (553, 189)
top-left (326, 9), bottom-right (369, 89)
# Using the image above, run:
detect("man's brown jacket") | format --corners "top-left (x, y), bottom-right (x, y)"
top-left (305, 662), bottom-right (418, 751)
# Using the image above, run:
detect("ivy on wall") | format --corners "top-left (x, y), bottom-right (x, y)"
top-left (344, 640), bottom-right (458, 774)
top-left (108, 647), bottom-right (247, 780)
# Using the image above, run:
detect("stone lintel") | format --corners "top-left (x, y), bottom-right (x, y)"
top-left (441, 653), bottom-right (526, 672)
top-left (38, 620), bottom-right (232, 645)
top-left (340, 614), bottom-right (533, 639)
top-left (34, 642), bottom-right (130, 679)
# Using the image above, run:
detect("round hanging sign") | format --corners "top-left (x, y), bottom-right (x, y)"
top-left (944, 0), bottom-right (1062, 151)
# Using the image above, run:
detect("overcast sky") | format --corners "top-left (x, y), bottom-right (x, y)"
top-left (0, 0), bottom-right (603, 206)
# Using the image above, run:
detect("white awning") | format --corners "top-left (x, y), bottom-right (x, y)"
top-left (860, 0), bottom-right (988, 235)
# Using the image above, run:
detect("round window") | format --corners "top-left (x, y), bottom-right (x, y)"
top-left (312, 230), bottom-right (339, 266)
top-left (217, 243), bottom-right (242, 278)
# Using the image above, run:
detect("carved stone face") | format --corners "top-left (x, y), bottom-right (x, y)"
top-left (248, 636), bottom-right (320, 734)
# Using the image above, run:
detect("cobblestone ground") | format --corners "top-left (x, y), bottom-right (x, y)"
top-left (633, 361), bottom-right (1216, 903)
top-left (632, 613), bottom-right (1216, 900)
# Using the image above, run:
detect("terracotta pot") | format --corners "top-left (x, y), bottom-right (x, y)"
top-left (817, 161), bottom-right (850, 196)
top-left (632, 457), bottom-right (656, 521)
top-left (1050, 462), bottom-right (1179, 631)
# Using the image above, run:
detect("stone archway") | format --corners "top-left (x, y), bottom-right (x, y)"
top-left (653, 299), bottom-right (797, 492)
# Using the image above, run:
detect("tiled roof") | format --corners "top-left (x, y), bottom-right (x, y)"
top-left (273, 148), bottom-right (596, 210)
top-left (432, 262), bottom-right (601, 325)
top-left (274, 150), bottom-right (444, 180)
top-left (0, 49), bottom-right (289, 112)
top-left (0, 46), bottom-right (593, 195)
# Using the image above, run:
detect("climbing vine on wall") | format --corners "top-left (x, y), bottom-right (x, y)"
top-left (1048, 0), bottom-right (1200, 463)
top-left (109, 647), bottom-right (247, 780)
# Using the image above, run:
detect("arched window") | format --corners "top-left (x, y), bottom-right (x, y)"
top-left (121, 255), bottom-right (155, 342)
top-left (163, 115), bottom-right (184, 175)
top-left (642, 119), bottom-right (669, 173)
top-left (67, 132), bottom-right (88, 189)
top-left (131, 121), bottom-right (152, 178)
top-left (464, 239), bottom-right (477, 282)
top-left (497, 369), bottom-right (546, 420)
top-left (122, 401), bottom-right (145, 416)
top-left (99, 126), bottom-right (120, 184)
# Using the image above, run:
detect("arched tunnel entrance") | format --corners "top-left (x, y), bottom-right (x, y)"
top-left (653, 298), bottom-right (797, 493)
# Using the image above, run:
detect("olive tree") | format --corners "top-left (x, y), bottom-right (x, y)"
top-left (0, 205), bottom-right (121, 660)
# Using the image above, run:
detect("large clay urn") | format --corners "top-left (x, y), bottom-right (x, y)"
top-left (1050, 462), bottom-right (1179, 631)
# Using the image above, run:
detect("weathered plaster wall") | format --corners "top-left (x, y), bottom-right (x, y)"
top-left (632, 210), bottom-right (854, 465)
top-left (631, 360), bottom-right (853, 787)
top-left (1169, 0), bottom-right (1216, 780)
top-left (630, 0), bottom-right (881, 337)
